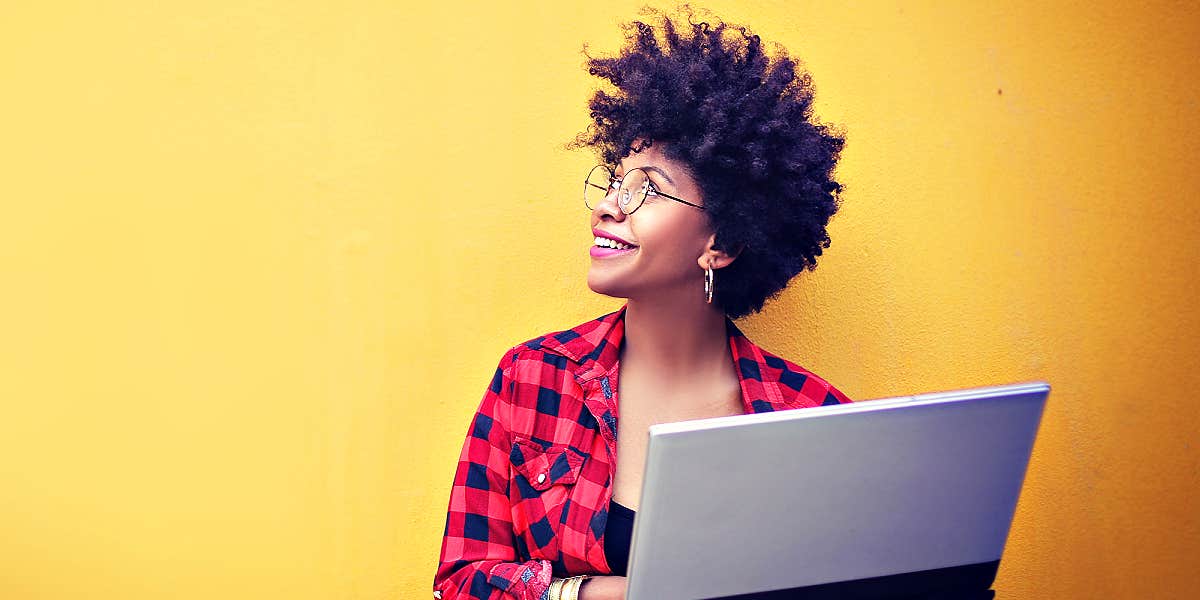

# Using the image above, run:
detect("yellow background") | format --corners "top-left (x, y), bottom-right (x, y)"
top-left (2, 1), bottom-right (1197, 598)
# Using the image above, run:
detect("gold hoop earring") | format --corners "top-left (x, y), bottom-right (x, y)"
top-left (704, 265), bottom-right (715, 304)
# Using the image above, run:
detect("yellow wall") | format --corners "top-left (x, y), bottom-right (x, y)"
top-left (2, 1), bottom-right (1197, 598)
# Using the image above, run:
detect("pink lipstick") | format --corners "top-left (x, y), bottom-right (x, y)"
top-left (590, 245), bottom-right (637, 258)
top-left (591, 228), bottom-right (638, 258)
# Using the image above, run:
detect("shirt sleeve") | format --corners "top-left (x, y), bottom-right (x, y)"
top-left (434, 347), bottom-right (553, 600)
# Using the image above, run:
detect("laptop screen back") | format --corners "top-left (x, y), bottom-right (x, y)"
top-left (624, 382), bottom-right (1049, 600)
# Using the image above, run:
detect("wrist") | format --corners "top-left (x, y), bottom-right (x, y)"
top-left (549, 575), bottom-right (590, 600)
top-left (577, 577), bottom-right (595, 600)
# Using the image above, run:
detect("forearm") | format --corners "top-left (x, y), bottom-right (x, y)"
top-left (434, 557), bottom-right (553, 600)
top-left (575, 575), bottom-right (626, 600)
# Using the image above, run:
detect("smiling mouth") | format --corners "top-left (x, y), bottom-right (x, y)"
top-left (590, 238), bottom-right (637, 258)
top-left (593, 235), bottom-right (637, 250)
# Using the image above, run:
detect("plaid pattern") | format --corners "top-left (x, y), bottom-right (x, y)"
top-left (434, 305), bottom-right (851, 600)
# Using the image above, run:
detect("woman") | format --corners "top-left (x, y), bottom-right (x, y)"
top-left (434, 9), bottom-right (850, 600)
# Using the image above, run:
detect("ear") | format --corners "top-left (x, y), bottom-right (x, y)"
top-left (697, 234), bottom-right (743, 270)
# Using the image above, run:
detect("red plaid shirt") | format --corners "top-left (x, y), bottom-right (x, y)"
top-left (434, 305), bottom-right (852, 600)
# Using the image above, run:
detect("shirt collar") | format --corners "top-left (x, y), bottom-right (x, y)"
top-left (534, 304), bottom-right (788, 414)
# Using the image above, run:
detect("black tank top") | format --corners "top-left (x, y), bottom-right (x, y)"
top-left (603, 499), bottom-right (636, 576)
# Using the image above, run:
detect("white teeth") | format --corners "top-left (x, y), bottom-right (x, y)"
top-left (593, 235), bottom-right (633, 250)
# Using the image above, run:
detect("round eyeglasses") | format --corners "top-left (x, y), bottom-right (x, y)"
top-left (583, 165), bottom-right (704, 215)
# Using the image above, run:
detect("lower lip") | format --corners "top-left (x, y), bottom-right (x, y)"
top-left (590, 245), bottom-right (638, 258)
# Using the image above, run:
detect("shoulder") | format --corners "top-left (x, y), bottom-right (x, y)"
top-left (478, 311), bottom-right (620, 442)
top-left (734, 332), bottom-right (853, 410)
top-left (483, 309), bottom-right (622, 394)
top-left (505, 308), bottom-right (622, 367)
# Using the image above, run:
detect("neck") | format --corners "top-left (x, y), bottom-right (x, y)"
top-left (621, 295), bottom-right (731, 378)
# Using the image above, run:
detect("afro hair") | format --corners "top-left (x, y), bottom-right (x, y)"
top-left (570, 6), bottom-right (846, 319)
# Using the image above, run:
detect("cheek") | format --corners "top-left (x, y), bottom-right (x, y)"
top-left (631, 213), bottom-right (711, 261)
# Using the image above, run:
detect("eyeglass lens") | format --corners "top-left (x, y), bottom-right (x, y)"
top-left (583, 166), bottom-right (649, 214)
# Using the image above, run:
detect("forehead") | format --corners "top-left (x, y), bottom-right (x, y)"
top-left (616, 143), bottom-right (689, 176)
top-left (619, 143), bottom-right (664, 166)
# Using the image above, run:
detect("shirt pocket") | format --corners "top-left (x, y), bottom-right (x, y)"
top-left (508, 437), bottom-right (586, 558)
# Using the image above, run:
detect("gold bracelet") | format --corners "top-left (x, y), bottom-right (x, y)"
top-left (566, 575), bottom-right (590, 600)
top-left (550, 574), bottom-right (590, 600)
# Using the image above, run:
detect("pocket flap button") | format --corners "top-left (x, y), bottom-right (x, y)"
top-left (537, 473), bottom-right (547, 484)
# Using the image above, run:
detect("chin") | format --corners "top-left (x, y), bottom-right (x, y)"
top-left (586, 272), bottom-right (629, 299)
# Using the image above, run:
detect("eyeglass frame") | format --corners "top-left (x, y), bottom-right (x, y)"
top-left (583, 164), bottom-right (705, 215)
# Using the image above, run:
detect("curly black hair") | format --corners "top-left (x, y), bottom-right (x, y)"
top-left (570, 6), bottom-right (846, 319)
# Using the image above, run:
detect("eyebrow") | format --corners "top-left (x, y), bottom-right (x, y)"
top-left (616, 164), bottom-right (675, 186)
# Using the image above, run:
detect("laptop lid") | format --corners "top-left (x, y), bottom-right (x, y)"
top-left (624, 382), bottom-right (1050, 600)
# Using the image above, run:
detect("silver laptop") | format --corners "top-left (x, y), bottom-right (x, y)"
top-left (624, 382), bottom-right (1050, 600)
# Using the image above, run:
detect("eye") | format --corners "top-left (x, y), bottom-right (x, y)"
top-left (645, 182), bottom-right (661, 197)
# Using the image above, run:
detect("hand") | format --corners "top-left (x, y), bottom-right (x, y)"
top-left (578, 575), bottom-right (626, 600)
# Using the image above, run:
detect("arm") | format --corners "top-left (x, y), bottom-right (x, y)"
top-left (434, 348), bottom-right (553, 600)
top-left (578, 576), bottom-right (627, 600)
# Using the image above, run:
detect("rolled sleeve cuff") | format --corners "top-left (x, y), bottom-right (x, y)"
top-left (487, 560), bottom-right (552, 600)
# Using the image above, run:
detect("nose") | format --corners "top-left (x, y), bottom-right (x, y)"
top-left (592, 183), bottom-right (627, 223)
